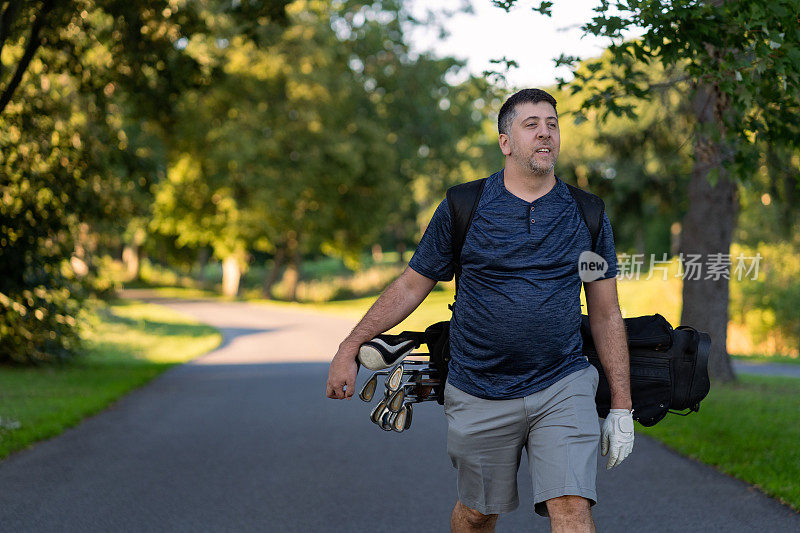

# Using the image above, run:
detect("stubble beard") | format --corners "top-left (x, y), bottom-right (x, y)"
top-left (524, 154), bottom-right (555, 176)
top-left (510, 138), bottom-right (556, 176)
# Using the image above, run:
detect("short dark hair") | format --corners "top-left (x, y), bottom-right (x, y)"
top-left (497, 88), bottom-right (558, 135)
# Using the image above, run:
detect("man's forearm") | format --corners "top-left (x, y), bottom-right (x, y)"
top-left (339, 272), bottom-right (432, 354)
top-left (589, 312), bottom-right (632, 410)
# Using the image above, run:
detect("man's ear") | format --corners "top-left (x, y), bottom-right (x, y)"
top-left (498, 133), bottom-right (511, 156)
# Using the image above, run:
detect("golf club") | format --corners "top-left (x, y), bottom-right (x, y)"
top-left (358, 334), bottom-right (427, 370)
top-left (391, 405), bottom-right (409, 432)
top-left (359, 373), bottom-right (378, 402)
top-left (385, 381), bottom-right (439, 411)
top-left (370, 399), bottom-right (388, 425)
top-left (384, 363), bottom-right (405, 393)
top-left (393, 403), bottom-right (413, 432)
top-left (379, 408), bottom-right (395, 431)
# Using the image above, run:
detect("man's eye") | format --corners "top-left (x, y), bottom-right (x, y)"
top-left (548, 123), bottom-right (557, 128)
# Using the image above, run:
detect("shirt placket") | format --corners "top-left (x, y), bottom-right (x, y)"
top-left (528, 204), bottom-right (535, 234)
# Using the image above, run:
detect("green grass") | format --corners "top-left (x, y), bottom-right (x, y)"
top-left (639, 374), bottom-right (800, 510)
top-left (0, 300), bottom-right (221, 461)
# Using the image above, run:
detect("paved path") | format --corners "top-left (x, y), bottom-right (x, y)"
top-left (1, 293), bottom-right (798, 532)
top-left (734, 361), bottom-right (800, 378)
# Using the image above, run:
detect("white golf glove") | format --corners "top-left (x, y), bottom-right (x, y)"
top-left (601, 409), bottom-right (634, 469)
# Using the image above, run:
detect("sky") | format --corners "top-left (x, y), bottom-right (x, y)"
top-left (407, 0), bottom-right (644, 89)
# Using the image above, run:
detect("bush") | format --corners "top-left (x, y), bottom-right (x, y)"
top-left (0, 271), bottom-right (84, 365)
top-left (730, 242), bottom-right (800, 357)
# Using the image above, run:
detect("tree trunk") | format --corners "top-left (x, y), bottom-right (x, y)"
top-left (71, 222), bottom-right (95, 278)
top-left (283, 241), bottom-right (301, 302)
top-left (396, 242), bottom-right (406, 265)
top-left (679, 81), bottom-right (737, 383)
top-left (670, 222), bottom-right (682, 258)
top-left (263, 247), bottom-right (285, 298)
top-left (195, 247), bottom-right (211, 284)
top-left (634, 225), bottom-right (646, 256)
top-left (122, 243), bottom-right (140, 282)
top-left (222, 255), bottom-right (242, 298)
top-left (371, 243), bottom-right (383, 263)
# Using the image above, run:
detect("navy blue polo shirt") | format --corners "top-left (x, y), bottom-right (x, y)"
top-left (409, 169), bottom-right (618, 399)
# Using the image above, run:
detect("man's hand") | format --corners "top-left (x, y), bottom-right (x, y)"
top-left (601, 408), bottom-right (634, 469)
top-left (326, 343), bottom-right (359, 399)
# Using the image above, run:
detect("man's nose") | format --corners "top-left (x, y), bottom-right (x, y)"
top-left (536, 124), bottom-right (550, 137)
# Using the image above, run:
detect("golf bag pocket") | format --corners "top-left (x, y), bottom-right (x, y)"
top-left (424, 320), bottom-right (450, 405)
top-left (581, 314), bottom-right (711, 427)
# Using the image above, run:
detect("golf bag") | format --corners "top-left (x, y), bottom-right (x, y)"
top-left (581, 313), bottom-right (711, 426)
top-left (423, 176), bottom-right (712, 425)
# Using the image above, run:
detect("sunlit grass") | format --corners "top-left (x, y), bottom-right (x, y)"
top-left (0, 300), bottom-right (221, 461)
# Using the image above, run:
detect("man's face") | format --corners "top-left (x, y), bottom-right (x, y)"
top-left (499, 101), bottom-right (560, 176)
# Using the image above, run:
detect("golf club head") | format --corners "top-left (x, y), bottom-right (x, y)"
top-left (403, 403), bottom-right (413, 430)
top-left (379, 408), bottom-right (395, 431)
top-left (391, 405), bottom-right (409, 432)
top-left (359, 373), bottom-right (378, 402)
top-left (385, 364), bottom-right (405, 393)
top-left (387, 387), bottom-right (405, 412)
top-left (370, 399), bottom-right (388, 425)
top-left (358, 336), bottom-right (420, 371)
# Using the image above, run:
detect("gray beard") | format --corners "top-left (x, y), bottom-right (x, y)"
top-left (524, 156), bottom-right (555, 175)
top-left (513, 151), bottom-right (554, 175)
top-left (509, 138), bottom-right (556, 175)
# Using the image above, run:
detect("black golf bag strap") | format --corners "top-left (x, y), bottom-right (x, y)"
top-left (565, 183), bottom-right (605, 252)
top-left (446, 177), bottom-right (487, 302)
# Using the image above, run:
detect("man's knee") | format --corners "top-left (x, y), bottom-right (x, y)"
top-left (545, 494), bottom-right (591, 519)
top-left (455, 501), bottom-right (498, 528)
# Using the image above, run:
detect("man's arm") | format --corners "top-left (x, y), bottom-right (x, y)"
top-left (583, 277), bottom-right (631, 410)
top-left (326, 266), bottom-right (437, 399)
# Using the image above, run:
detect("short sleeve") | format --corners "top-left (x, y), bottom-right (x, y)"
top-left (594, 211), bottom-right (618, 280)
top-left (408, 198), bottom-right (455, 282)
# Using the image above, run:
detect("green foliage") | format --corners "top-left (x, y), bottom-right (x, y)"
top-left (151, 0), bottom-right (499, 279)
top-left (502, 0), bottom-right (800, 177)
top-left (551, 53), bottom-right (694, 256)
top-left (0, 0), bottom-right (288, 364)
top-left (731, 242), bottom-right (800, 356)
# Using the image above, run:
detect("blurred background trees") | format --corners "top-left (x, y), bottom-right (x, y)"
top-left (2, 0), bottom-right (799, 370)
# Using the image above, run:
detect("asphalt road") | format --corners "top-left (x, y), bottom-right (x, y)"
top-left (733, 361), bottom-right (800, 378)
top-left (0, 293), bottom-right (798, 532)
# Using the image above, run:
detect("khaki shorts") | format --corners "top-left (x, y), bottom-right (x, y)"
top-left (444, 364), bottom-right (601, 517)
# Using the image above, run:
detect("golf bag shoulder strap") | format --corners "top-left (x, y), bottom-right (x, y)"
top-left (446, 177), bottom-right (487, 297)
top-left (565, 183), bottom-right (605, 252)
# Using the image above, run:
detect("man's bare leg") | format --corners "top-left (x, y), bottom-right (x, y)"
top-left (451, 501), bottom-right (499, 533)
top-left (546, 495), bottom-right (595, 533)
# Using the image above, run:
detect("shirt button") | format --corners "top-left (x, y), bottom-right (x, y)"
top-left (531, 218), bottom-right (535, 223)
top-left (530, 206), bottom-right (535, 211)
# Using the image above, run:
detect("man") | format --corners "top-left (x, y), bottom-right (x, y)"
top-left (327, 88), bottom-right (633, 533)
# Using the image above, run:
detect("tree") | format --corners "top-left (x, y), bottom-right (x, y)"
top-left (151, 0), bottom-right (499, 299)
top-left (494, 0), bottom-right (800, 382)
top-left (152, 0), bottom-right (402, 298)
top-left (552, 53), bottom-right (694, 257)
top-left (336, 0), bottom-right (502, 258)
top-left (0, 0), bottom-right (289, 363)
